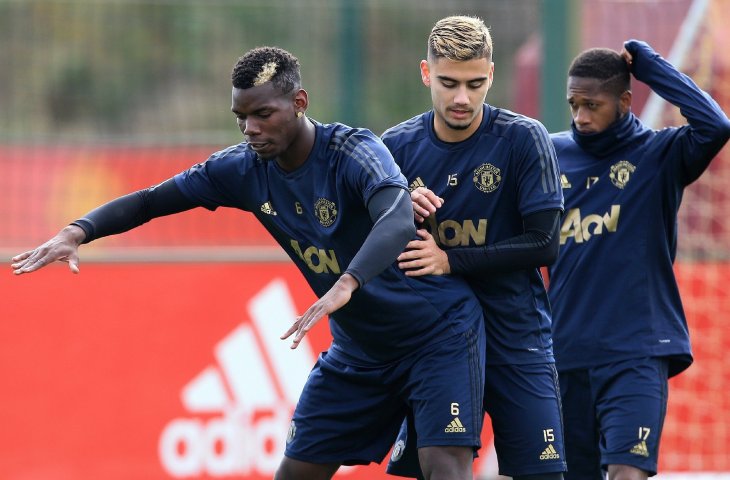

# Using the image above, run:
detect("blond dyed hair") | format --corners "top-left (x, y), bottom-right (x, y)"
top-left (428, 15), bottom-right (492, 62)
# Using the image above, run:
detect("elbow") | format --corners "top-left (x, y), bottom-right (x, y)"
top-left (719, 117), bottom-right (730, 143)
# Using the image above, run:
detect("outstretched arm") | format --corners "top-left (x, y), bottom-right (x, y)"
top-left (11, 178), bottom-right (196, 275)
top-left (623, 39), bottom-right (730, 183)
top-left (281, 186), bottom-right (415, 349)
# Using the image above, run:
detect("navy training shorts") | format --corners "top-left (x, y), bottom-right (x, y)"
top-left (387, 362), bottom-right (566, 478)
top-left (285, 326), bottom-right (485, 466)
top-left (559, 356), bottom-right (669, 478)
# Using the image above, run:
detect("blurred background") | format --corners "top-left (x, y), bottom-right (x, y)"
top-left (1, 0), bottom-right (729, 479)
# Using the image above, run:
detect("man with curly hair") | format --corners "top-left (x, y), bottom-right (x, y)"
top-left (12, 46), bottom-right (486, 480)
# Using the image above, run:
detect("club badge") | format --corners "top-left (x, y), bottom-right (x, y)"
top-left (314, 198), bottom-right (337, 227)
top-left (609, 160), bottom-right (636, 189)
top-left (473, 163), bottom-right (502, 193)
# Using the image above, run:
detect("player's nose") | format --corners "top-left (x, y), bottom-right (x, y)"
top-left (243, 118), bottom-right (261, 137)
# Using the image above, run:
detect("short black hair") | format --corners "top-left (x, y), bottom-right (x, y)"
top-left (231, 46), bottom-right (301, 94)
top-left (568, 47), bottom-right (631, 97)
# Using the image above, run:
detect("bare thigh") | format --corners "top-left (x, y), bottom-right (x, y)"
top-left (274, 456), bottom-right (340, 480)
top-left (607, 464), bottom-right (648, 480)
top-left (418, 445), bottom-right (473, 480)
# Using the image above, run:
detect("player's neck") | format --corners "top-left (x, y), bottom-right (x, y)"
top-left (276, 118), bottom-right (316, 172)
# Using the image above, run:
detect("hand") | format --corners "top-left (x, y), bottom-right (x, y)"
top-left (11, 225), bottom-right (86, 275)
top-left (397, 229), bottom-right (450, 276)
top-left (281, 273), bottom-right (359, 349)
top-left (620, 47), bottom-right (633, 67)
top-left (411, 187), bottom-right (443, 223)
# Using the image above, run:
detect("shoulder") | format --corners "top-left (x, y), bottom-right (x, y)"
top-left (382, 113), bottom-right (427, 141)
top-left (206, 142), bottom-right (258, 168)
top-left (381, 113), bottom-right (428, 150)
top-left (183, 142), bottom-right (259, 179)
top-left (549, 130), bottom-right (574, 151)
top-left (491, 108), bottom-right (550, 139)
top-left (324, 122), bottom-right (388, 155)
top-left (320, 122), bottom-right (399, 177)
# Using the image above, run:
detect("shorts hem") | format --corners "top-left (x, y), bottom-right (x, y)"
top-left (283, 450), bottom-right (380, 467)
top-left (602, 454), bottom-right (657, 476)
top-left (416, 440), bottom-right (481, 450)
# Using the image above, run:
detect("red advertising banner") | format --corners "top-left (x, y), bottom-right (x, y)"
top-left (1, 263), bottom-right (494, 479)
top-left (1, 262), bottom-right (728, 478)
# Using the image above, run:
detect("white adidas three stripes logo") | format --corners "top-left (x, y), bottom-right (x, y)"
top-left (158, 280), bottom-right (316, 477)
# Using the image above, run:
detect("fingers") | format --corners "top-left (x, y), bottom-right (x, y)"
top-left (11, 251), bottom-right (33, 262)
top-left (411, 187), bottom-right (443, 220)
top-left (415, 229), bottom-right (432, 241)
top-left (289, 311), bottom-right (320, 349)
top-left (11, 248), bottom-right (71, 275)
top-left (397, 248), bottom-right (433, 272)
top-left (280, 321), bottom-right (298, 340)
top-left (620, 48), bottom-right (633, 65)
top-left (11, 250), bottom-right (48, 275)
top-left (281, 309), bottom-right (323, 349)
top-left (412, 202), bottom-right (431, 222)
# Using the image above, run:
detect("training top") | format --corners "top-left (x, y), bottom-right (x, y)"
top-left (174, 120), bottom-right (482, 365)
top-left (549, 40), bottom-right (730, 377)
top-left (382, 104), bottom-right (563, 365)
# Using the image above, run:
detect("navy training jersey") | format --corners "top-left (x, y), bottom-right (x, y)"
top-left (548, 40), bottom-right (730, 377)
top-left (174, 120), bottom-right (482, 365)
top-left (382, 104), bottom-right (564, 365)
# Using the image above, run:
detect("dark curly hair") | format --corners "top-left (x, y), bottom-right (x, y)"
top-left (568, 47), bottom-right (631, 97)
top-left (231, 46), bottom-right (301, 94)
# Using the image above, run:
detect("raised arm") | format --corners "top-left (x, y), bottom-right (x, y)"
top-left (623, 39), bottom-right (730, 183)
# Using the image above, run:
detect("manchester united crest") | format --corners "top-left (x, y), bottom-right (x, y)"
top-left (609, 160), bottom-right (636, 189)
top-left (314, 198), bottom-right (338, 227)
top-left (473, 163), bottom-right (502, 193)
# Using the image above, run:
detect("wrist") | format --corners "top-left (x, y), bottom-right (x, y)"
top-left (61, 224), bottom-right (88, 246)
top-left (337, 273), bottom-right (361, 292)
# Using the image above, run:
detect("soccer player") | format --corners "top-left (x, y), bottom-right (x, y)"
top-left (381, 16), bottom-right (566, 480)
top-left (11, 46), bottom-right (487, 480)
top-left (548, 40), bottom-right (730, 480)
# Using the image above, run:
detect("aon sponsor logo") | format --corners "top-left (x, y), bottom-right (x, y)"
top-left (560, 205), bottom-right (620, 245)
top-left (423, 215), bottom-right (488, 247)
top-left (290, 240), bottom-right (341, 274)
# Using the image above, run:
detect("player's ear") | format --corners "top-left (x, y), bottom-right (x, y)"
top-left (487, 61), bottom-right (495, 89)
top-left (619, 89), bottom-right (632, 115)
top-left (420, 60), bottom-right (431, 87)
top-left (293, 89), bottom-right (308, 113)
